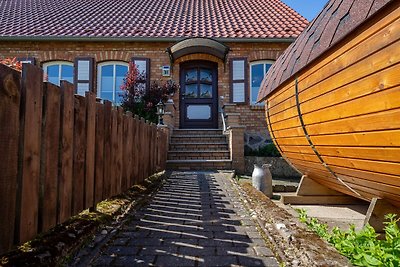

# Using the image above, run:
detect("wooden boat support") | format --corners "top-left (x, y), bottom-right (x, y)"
top-left (258, 0), bottom-right (400, 215)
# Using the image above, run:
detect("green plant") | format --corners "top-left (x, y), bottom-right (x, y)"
top-left (245, 143), bottom-right (281, 157)
top-left (297, 209), bottom-right (400, 266)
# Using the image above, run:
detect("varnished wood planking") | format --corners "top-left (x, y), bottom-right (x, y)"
top-left (302, 86), bottom-right (400, 125)
top-left (280, 145), bottom-right (315, 155)
top-left (310, 129), bottom-right (400, 146)
top-left (284, 152), bottom-right (321, 163)
top-left (0, 65), bottom-right (20, 253)
top-left (273, 136), bottom-right (310, 146)
top-left (269, 116), bottom-right (301, 131)
top-left (330, 165), bottom-right (400, 188)
top-left (300, 64), bottom-right (400, 115)
top-left (58, 82), bottom-right (74, 224)
top-left (270, 126), bottom-right (304, 139)
top-left (306, 109), bottom-right (400, 135)
top-left (299, 40), bottom-right (400, 104)
top-left (316, 146), bottom-right (400, 163)
top-left (40, 83), bottom-right (61, 232)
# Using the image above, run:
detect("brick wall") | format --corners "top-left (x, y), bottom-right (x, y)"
top-left (0, 40), bottom-right (289, 137)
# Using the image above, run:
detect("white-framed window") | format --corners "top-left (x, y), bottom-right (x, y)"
top-left (250, 60), bottom-right (274, 105)
top-left (97, 61), bottom-right (129, 104)
top-left (43, 61), bottom-right (74, 86)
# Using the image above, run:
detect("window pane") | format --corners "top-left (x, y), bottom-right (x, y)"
top-left (47, 65), bottom-right (59, 85)
top-left (200, 69), bottom-right (212, 83)
top-left (200, 84), bottom-right (212, 98)
top-left (265, 63), bottom-right (272, 73)
top-left (115, 65), bottom-right (128, 103)
top-left (251, 64), bottom-right (264, 88)
top-left (185, 69), bottom-right (197, 83)
top-left (233, 83), bottom-right (245, 102)
top-left (61, 64), bottom-right (73, 83)
top-left (134, 60), bottom-right (147, 75)
top-left (184, 84), bottom-right (198, 98)
top-left (100, 65), bottom-right (114, 101)
top-left (186, 105), bottom-right (211, 120)
top-left (232, 60), bottom-right (244, 80)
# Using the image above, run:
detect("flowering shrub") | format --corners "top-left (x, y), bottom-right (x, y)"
top-left (0, 57), bottom-right (22, 71)
top-left (120, 63), bottom-right (178, 123)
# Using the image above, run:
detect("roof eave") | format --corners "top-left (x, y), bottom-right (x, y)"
top-left (0, 36), bottom-right (297, 43)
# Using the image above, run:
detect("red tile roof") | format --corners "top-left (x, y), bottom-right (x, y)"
top-left (0, 0), bottom-right (308, 40)
top-left (258, 0), bottom-right (394, 100)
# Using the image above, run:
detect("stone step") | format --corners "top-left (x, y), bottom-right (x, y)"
top-left (166, 159), bottom-right (232, 170)
top-left (168, 150), bottom-right (230, 160)
top-left (169, 142), bottom-right (229, 151)
top-left (170, 135), bottom-right (227, 144)
top-left (173, 129), bottom-right (223, 136)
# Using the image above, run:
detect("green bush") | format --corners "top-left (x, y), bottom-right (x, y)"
top-left (297, 209), bottom-right (400, 266)
top-left (244, 143), bottom-right (281, 157)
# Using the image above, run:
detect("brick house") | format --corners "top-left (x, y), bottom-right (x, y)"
top-left (0, 0), bottom-right (307, 170)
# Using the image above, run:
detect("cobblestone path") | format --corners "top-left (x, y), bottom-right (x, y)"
top-left (80, 171), bottom-right (279, 267)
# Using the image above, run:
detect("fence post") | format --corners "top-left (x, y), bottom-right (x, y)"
top-left (0, 65), bottom-right (21, 253)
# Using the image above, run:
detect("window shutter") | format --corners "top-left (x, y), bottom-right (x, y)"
top-left (131, 57), bottom-right (150, 91)
top-left (74, 57), bottom-right (94, 96)
top-left (230, 58), bottom-right (248, 104)
top-left (17, 57), bottom-right (36, 65)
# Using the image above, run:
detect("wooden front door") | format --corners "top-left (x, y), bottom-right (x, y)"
top-left (180, 61), bottom-right (218, 129)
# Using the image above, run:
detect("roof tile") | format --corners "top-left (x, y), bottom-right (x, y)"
top-left (0, 0), bottom-right (307, 40)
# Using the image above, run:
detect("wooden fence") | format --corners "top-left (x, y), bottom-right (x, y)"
top-left (0, 63), bottom-right (168, 253)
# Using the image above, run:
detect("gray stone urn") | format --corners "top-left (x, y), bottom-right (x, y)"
top-left (252, 164), bottom-right (273, 198)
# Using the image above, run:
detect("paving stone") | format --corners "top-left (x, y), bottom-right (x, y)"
top-left (156, 255), bottom-right (198, 266)
top-left (254, 246), bottom-right (275, 257)
top-left (113, 255), bottom-right (156, 266)
top-left (74, 171), bottom-right (279, 267)
top-left (91, 255), bottom-right (114, 266)
top-left (103, 246), bottom-right (139, 256)
top-left (201, 255), bottom-right (238, 266)
top-left (237, 255), bottom-right (280, 267)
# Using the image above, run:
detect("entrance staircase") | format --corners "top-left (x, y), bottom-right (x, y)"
top-left (166, 129), bottom-right (232, 170)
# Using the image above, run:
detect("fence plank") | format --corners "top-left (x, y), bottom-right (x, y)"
top-left (110, 108), bottom-right (118, 196)
top-left (18, 64), bottom-right (43, 243)
top-left (126, 114), bottom-right (133, 188)
top-left (140, 119), bottom-right (146, 183)
top-left (58, 82), bottom-right (74, 223)
top-left (103, 101), bottom-right (112, 199)
top-left (85, 92), bottom-right (96, 209)
top-left (40, 82), bottom-right (61, 232)
top-left (72, 95), bottom-right (86, 215)
top-left (133, 115), bottom-right (140, 185)
top-left (122, 113), bottom-right (130, 190)
top-left (0, 65), bottom-right (21, 253)
top-left (94, 102), bottom-right (105, 204)
top-left (116, 107), bottom-right (123, 194)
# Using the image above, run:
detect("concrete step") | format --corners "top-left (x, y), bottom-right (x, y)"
top-left (168, 150), bottom-right (230, 160)
top-left (170, 135), bottom-right (227, 144)
top-left (169, 142), bottom-right (229, 151)
top-left (166, 159), bottom-right (232, 170)
top-left (173, 129), bottom-right (223, 136)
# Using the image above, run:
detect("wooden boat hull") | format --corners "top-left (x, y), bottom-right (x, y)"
top-left (265, 3), bottom-right (400, 207)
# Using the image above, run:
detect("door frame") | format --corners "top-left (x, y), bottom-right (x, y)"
top-left (179, 60), bottom-right (218, 129)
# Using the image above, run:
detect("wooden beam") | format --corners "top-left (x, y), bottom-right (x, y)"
top-left (364, 198), bottom-right (400, 232)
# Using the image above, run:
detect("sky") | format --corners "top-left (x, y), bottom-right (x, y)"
top-left (281, 0), bottom-right (330, 21)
